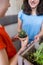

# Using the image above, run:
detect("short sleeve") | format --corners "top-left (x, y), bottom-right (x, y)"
top-left (0, 36), bottom-right (6, 49)
top-left (18, 10), bottom-right (23, 22)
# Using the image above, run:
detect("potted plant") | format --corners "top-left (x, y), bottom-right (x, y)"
top-left (18, 30), bottom-right (27, 41)
top-left (33, 43), bottom-right (43, 65)
top-left (23, 42), bottom-right (43, 65)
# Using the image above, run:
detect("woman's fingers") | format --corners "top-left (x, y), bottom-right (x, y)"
top-left (34, 35), bottom-right (40, 42)
top-left (21, 36), bottom-right (28, 48)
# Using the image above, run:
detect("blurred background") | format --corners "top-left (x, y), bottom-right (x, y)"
top-left (6, 0), bottom-right (23, 15)
top-left (0, 0), bottom-right (23, 51)
top-left (0, 0), bottom-right (23, 38)
top-left (4, 0), bottom-right (23, 50)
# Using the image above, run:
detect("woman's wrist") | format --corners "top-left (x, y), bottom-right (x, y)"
top-left (38, 32), bottom-right (43, 38)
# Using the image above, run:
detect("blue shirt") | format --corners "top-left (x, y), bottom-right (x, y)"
top-left (18, 10), bottom-right (43, 43)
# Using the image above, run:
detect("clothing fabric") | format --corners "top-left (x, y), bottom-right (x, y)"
top-left (0, 26), bottom-right (17, 59)
top-left (18, 10), bottom-right (43, 43)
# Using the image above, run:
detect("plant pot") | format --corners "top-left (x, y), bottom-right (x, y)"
top-left (18, 36), bottom-right (28, 41)
top-left (18, 30), bottom-right (27, 41)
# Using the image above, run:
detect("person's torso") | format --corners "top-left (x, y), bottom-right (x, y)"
top-left (21, 11), bottom-right (43, 43)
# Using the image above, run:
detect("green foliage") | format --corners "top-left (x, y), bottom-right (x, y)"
top-left (18, 30), bottom-right (27, 38)
top-left (34, 43), bottom-right (43, 65)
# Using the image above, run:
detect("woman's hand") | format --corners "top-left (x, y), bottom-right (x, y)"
top-left (20, 36), bottom-right (28, 48)
top-left (14, 34), bottom-right (28, 49)
top-left (14, 34), bottom-right (19, 39)
top-left (34, 35), bottom-right (40, 43)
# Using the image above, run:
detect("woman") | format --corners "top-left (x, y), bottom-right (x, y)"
top-left (0, 0), bottom-right (28, 65)
top-left (18, 0), bottom-right (43, 43)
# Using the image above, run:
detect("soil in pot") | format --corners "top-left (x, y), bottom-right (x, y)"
top-left (18, 30), bottom-right (27, 38)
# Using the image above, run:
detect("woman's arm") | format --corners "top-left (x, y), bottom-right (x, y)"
top-left (0, 37), bottom-right (28, 65)
top-left (37, 23), bottom-right (43, 37)
top-left (12, 18), bottom-right (22, 40)
top-left (18, 18), bottom-right (22, 33)
top-left (0, 49), bottom-right (9, 65)
top-left (0, 47), bottom-right (27, 65)
top-left (10, 48), bottom-right (24, 65)
top-left (10, 36), bottom-right (28, 65)
top-left (34, 23), bottom-right (43, 42)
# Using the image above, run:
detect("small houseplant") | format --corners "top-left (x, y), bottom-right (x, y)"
top-left (18, 30), bottom-right (27, 38)
top-left (18, 30), bottom-right (27, 41)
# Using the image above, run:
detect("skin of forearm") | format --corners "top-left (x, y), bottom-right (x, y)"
top-left (38, 30), bottom-right (43, 38)
top-left (18, 27), bottom-right (21, 33)
top-left (10, 54), bottom-right (18, 65)
top-left (10, 48), bottom-right (23, 65)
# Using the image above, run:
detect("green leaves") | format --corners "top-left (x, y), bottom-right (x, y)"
top-left (18, 30), bottom-right (27, 38)
top-left (34, 43), bottom-right (43, 65)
